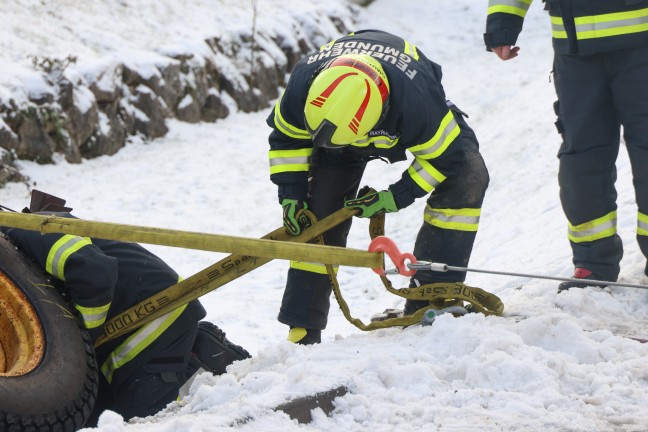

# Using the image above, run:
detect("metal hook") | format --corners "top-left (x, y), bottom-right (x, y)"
top-left (368, 236), bottom-right (417, 277)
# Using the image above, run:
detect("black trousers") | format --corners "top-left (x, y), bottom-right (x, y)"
top-left (278, 114), bottom-right (489, 330)
top-left (85, 306), bottom-right (201, 426)
top-left (554, 44), bottom-right (648, 279)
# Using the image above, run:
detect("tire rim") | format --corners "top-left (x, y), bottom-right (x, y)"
top-left (0, 272), bottom-right (45, 376)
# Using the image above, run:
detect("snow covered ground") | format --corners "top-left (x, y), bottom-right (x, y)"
top-left (2, 0), bottom-right (648, 431)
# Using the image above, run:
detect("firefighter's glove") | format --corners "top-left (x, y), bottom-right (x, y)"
top-left (344, 189), bottom-right (398, 218)
top-left (281, 199), bottom-right (310, 236)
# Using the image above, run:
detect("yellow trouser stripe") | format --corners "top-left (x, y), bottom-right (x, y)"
top-left (568, 211), bottom-right (617, 243)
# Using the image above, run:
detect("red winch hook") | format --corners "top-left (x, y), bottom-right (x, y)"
top-left (368, 236), bottom-right (417, 277)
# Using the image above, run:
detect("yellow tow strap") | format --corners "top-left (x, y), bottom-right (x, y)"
top-left (319, 213), bottom-right (504, 330)
top-left (0, 207), bottom-right (503, 343)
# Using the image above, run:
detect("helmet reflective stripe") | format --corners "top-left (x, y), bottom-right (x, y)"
top-left (46, 234), bottom-right (93, 280)
top-left (309, 71), bottom-right (358, 108)
top-left (568, 211), bottom-right (617, 243)
top-left (305, 54), bottom-right (390, 148)
top-left (348, 79), bottom-right (372, 134)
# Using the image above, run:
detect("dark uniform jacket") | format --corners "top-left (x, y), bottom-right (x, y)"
top-left (0, 212), bottom-right (205, 387)
top-left (267, 29), bottom-right (467, 210)
top-left (485, 0), bottom-right (648, 55)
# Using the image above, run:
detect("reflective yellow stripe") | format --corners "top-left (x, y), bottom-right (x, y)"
top-left (551, 8), bottom-right (648, 40)
top-left (488, 0), bottom-right (532, 17)
top-left (75, 302), bottom-right (111, 329)
top-left (46, 235), bottom-right (93, 280)
top-left (424, 207), bottom-right (481, 232)
top-left (551, 16), bottom-right (568, 39)
top-left (272, 95), bottom-right (310, 140)
top-left (568, 211), bottom-right (617, 243)
top-left (404, 40), bottom-right (420, 60)
top-left (290, 261), bottom-right (339, 275)
top-left (574, 8), bottom-right (648, 39)
top-left (638, 212), bottom-right (648, 236)
top-left (409, 110), bottom-right (460, 160)
top-left (320, 40), bottom-right (336, 51)
top-left (269, 148), bottom-right (312, 175)
top-left (101, 304), bottom-right (187, 383)
top-left (407, 159), bottom-right (446, 193)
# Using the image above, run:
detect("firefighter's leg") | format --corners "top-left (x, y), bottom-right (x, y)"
top-left (278, 157), bottom-right (366, 334)
top-left (608, 45), bottom-right (648, 265)
top-left (104, 323), bottom-right (199, 421)
top-left (405, 118), bottom-right (489, 314)
top-left (554, 53), bottom-right (623, 280)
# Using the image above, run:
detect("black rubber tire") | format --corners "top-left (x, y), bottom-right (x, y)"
top-left (0, 234), bottom-right (99, 431)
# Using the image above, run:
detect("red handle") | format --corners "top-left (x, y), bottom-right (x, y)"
top-left (368, 236), bottom-right (417, 277)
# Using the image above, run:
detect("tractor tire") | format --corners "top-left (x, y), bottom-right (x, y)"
top-left (0, 234), bottom-right (99, 431)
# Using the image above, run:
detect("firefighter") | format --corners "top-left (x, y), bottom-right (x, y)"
top-left (0, 191), bottom-right (250, 425)
top-left (484, 0), bottom-right (648, 291)
top-left (267, 29), bottom-right (490, 344)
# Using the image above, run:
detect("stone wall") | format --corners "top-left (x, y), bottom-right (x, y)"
top-left (0, 4), bottom-right (360, 186)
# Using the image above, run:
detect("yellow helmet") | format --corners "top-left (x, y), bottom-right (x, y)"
top-left (304, 54), bottom-right (390, 148)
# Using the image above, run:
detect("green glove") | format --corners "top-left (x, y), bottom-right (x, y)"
top-left (344, 189), bottom-right (398, 218)
top-left (281, 199), bottom-right (310, 236)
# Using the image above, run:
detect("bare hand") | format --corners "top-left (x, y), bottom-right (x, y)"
top-left (492, 46), bottom-right (520, 61)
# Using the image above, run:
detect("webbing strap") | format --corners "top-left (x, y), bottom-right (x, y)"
top-left (322, 212), bottom-right (504, 331)
top-left (95, 208), bottom-right (358, 347)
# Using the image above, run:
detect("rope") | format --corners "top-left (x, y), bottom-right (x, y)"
top-left (409, 261), bottom-right (648, 290)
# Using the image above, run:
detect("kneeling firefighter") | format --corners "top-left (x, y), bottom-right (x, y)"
top-left (267, 29), bottom-right (490, 344)
top-left (0, 190), bottom-right (251, 426)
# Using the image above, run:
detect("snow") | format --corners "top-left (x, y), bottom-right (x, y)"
top-left (2, 0), bottom-right (648, 431)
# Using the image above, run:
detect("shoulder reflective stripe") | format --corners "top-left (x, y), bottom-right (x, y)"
top-left (407, 159), bottom-right (446, 193)
top-left (409, 110), bottom-right (460, 160)
top-left (424, 207), bottom-right (481, 232)
top-left (320, 40), bottom-right (337, 51)
top-left (46, 235), bottom-right (93, 281)
top-left (568, 211), bottom-right (617, 243)
top-left (488, 0), bottom-right (532, 17)
top-left (574, 8), bottom-right (648, 39)
top-left (100, 304), bottom-right (187, 384)
top-left (272, 96), bottom-right (310, 140)
top-left (290, 260), bottom-right (339, 275)
top-left (75, 302), bottom-right (111, 329)
top-left (404, 40), bottom-right (420, 60)
top-left (269, 148), bottom-right (312, 175)
top-left (638, 212), bottom-right (648, 236)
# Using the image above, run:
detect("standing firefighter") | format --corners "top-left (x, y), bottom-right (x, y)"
top-left (267, 29), bottom-right (489, 344)
top-left (484, 0), bottom-right (648, 290)
top-left (0, 191), bottom-right (250, 426)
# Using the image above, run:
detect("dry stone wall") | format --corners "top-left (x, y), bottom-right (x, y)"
top-left (0, 5), bottom-right (359, 186)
